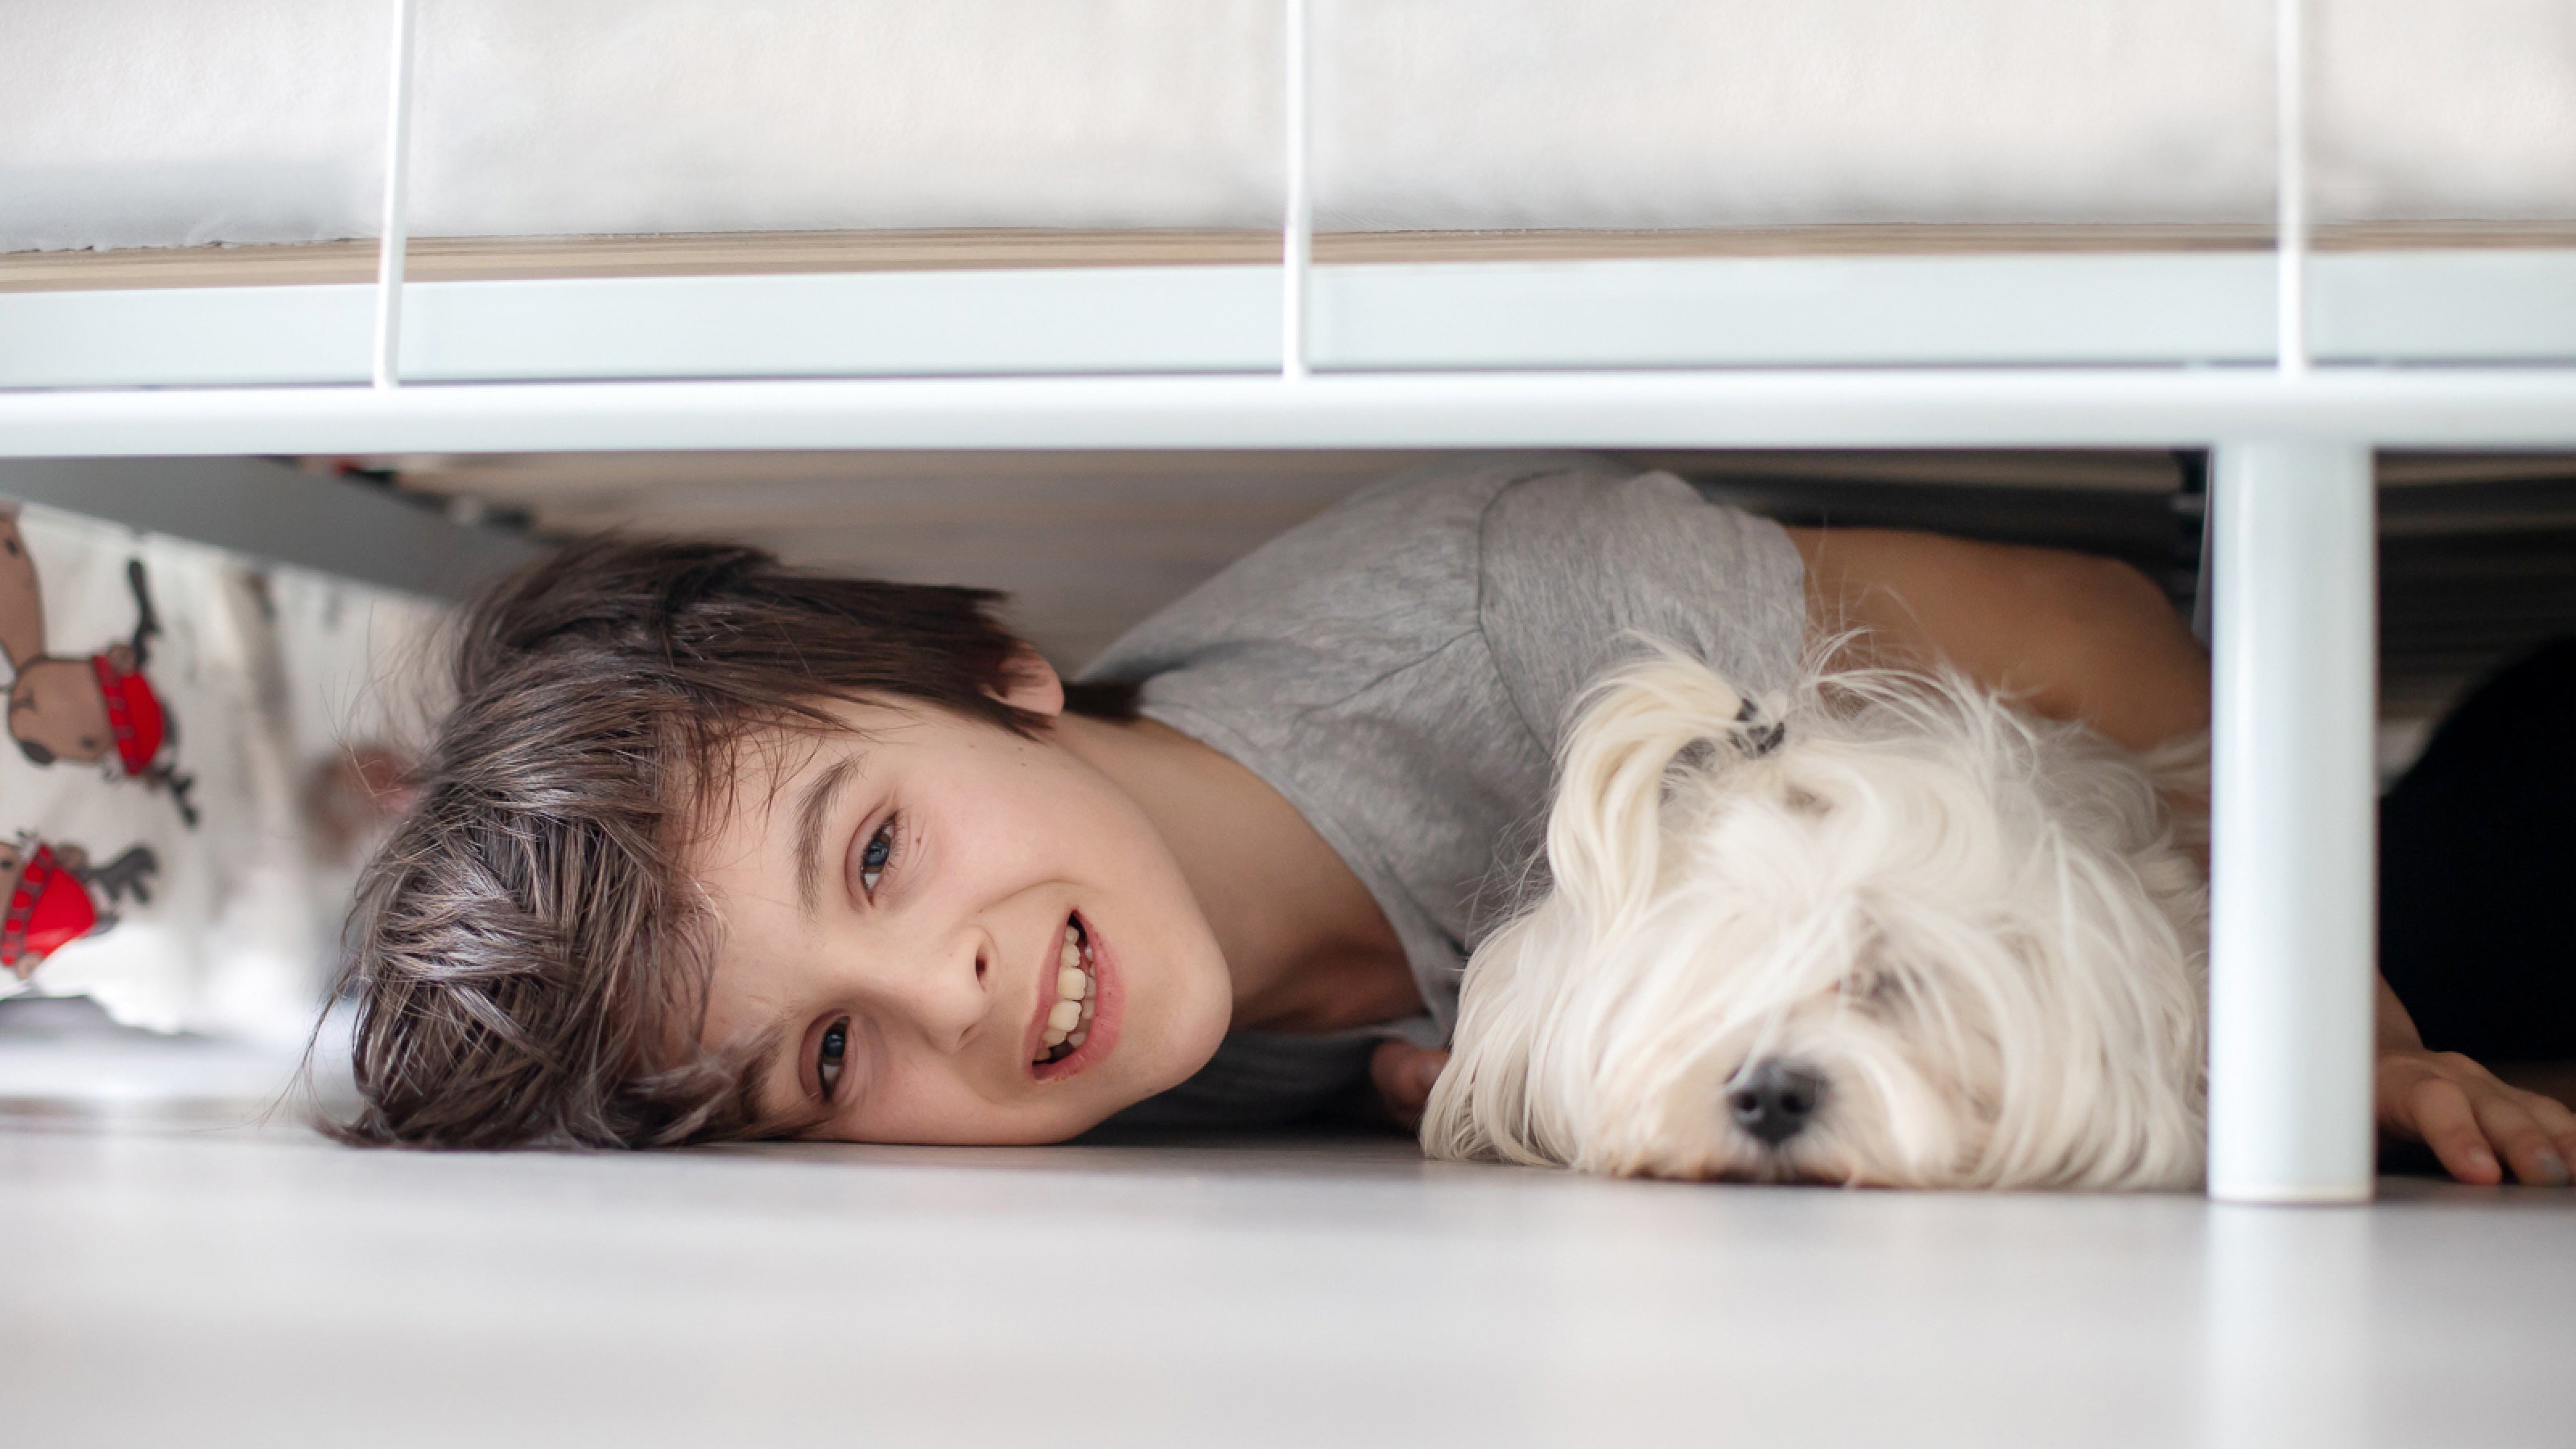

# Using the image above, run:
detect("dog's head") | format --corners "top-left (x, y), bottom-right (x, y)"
top-left (1426, 642), bottom-right (2207, 1190)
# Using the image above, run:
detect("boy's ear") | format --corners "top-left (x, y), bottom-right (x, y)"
top-left (992, 642), bottom-right (1065, 720)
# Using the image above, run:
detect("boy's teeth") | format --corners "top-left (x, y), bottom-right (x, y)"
top-left (1036, 919), bottom-right (1100, 1065)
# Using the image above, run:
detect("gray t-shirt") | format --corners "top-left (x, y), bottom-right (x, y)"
top-left (1079, 454), bottom-right (1808, 1125)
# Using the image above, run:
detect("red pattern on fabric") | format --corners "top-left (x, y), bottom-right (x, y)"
top-left (91, 652), bottom-right (166, 776)
top-left (2, 845), bottom-right (97, 972)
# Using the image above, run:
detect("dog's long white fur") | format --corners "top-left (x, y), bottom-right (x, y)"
top-left (1425, 641), bottom-right (2209, 1190)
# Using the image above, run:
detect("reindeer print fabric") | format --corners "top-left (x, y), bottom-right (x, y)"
top-left (0, 501), bottom-right (441, 1041)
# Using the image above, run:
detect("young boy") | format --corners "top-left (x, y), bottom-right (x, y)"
top-left (336, 456), bottom-right (2575, 1186)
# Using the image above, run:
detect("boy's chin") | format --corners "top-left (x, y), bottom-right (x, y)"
top-left (1106, 985), bottom-right (1231, 1114)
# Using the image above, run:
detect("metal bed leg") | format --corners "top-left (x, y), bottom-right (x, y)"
top-left (2207, 440), bottom-right (2377, 1203)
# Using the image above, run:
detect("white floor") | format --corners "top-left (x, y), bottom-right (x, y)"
top-left (6, 1070), bottom-right (2574, 1449)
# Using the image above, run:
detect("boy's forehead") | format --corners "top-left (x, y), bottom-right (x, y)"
top-left (690, 698), bottom-right (946, 870)
top-left (696, 726), bottom-right (865, 854)
top-left (718, 699), bottom-right (914, 796)
top-left (692, 692), bottom-right (1034, 873)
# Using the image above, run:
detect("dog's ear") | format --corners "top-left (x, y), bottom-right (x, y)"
top-left (1421, 942), bottom-right (1532, 1163)
top-left (1549, 643), bottom-right (1765, 923)
top-left (1424, 905), bottom-right (1563, 1166)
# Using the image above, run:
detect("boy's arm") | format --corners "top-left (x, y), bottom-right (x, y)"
top-left (1780, 525), bottom-right (2576, 1187)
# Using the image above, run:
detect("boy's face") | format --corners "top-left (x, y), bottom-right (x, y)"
top-left (692, 686), bottom-right (1232, 1144)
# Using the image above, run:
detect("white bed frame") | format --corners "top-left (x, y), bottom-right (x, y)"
top-left (6, 0), bottom-right (2574, 1203)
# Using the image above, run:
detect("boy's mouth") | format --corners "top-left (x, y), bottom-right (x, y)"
top-left (1031, 913), bottom-right (1100, 1069)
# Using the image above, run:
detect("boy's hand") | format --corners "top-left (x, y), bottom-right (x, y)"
top-left (2378, 1047), bottom-right (2576, 1186)
top-left (1370, 1042), bottom-right (1450, 1132)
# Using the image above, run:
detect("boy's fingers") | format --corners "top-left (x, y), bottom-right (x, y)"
top-left (2520, 1092), bottom-right (2576, 1175)
top-left (1412, 1050), bottom-right (1449, 1101)
top-left (1369, 1043), bottom-right (1451, 1129)
top-left (2406, 1075), bottom-right (2503, 1185)
top-left (2471, 1090), bottom-right (2574, 1187)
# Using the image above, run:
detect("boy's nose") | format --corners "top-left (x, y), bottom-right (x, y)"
top-left (885, 932), bottom-right (997, 1053)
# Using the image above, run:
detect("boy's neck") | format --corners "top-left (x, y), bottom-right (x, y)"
top-left (1051, 712), bottom-right (1421, 1034)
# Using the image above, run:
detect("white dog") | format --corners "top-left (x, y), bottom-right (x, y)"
top-left (1424, 642), bottom-right (2209, 1190)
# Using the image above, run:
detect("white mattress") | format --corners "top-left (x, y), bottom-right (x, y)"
top-left (5, 0), bottom-right (2573, 254)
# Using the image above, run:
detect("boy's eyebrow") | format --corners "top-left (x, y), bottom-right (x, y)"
top-left (793, 753), bottom-right (863, 914)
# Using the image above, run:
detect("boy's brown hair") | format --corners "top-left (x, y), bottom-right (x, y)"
top-left (329, 536), bottom-right (1130, 1149)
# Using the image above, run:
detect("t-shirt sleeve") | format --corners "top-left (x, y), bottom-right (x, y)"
top-left (1475, 468), bottom-right (1809, 753)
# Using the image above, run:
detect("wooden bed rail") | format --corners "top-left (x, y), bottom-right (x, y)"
top-left (9, 221), bottom-right (2576, 295)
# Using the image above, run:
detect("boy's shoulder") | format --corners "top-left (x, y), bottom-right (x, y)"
top-left (1080, 454), bottom-right (1636, 685)
top-left (1323, 451), bottom-right (1660, 552)
top-left (1082, 453), bottom-right (1804, 696)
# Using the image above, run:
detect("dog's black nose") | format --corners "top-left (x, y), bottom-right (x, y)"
top-left (1728, 1060), bottom-right (1824, 1146)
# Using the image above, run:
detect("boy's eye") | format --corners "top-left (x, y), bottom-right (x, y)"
top-left (857, 816), bottom-right (898, 894)
top-left (817, 1017), bottom-right (851, 1101)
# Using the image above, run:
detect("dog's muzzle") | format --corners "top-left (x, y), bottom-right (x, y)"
top-left (1728, 1059), bottom-right (1824, 1146)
